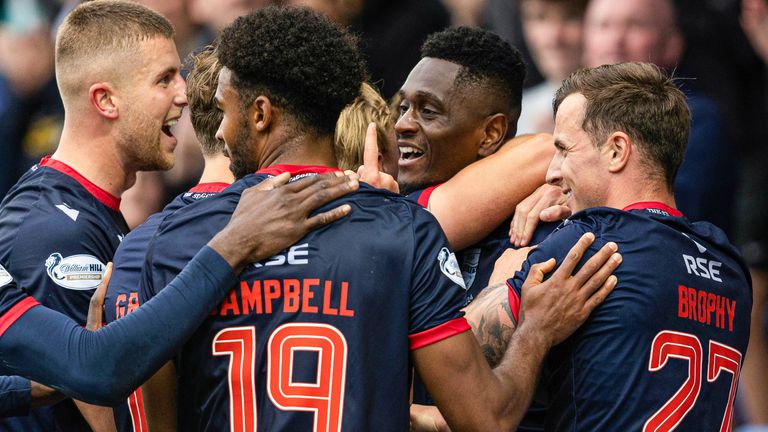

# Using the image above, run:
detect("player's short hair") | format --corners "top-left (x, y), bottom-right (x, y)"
top-left (553, 62), bottom-right (690, 189)
top-left (334, 83), bottom-right (393, 171)
top-left (217, 7), bottom-right (367, 135)
top-left (186, 44), bottom-right (225, 157)
top-left (55, 0), bottom-right (175, 100)
top-left (420, 26), bottom-right (526, 134)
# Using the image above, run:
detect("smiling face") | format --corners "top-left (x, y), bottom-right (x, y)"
top-left (546, 93), bottom-right (609, 212)
top-left (115, 36), bottom-right (187, 172)
top-left (395, 57), bottom-right (489, 195)
top-left (214, 67), bottom-right (257, 179)
top-left (520, 0), bottom-right (585, 82)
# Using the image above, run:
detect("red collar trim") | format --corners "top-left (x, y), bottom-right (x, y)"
top-left (622, 201), bottom-right (683, 217)
top-left (255, 164), bottom-right (342, 177)
top-left (188, 182), bottom-right (230, 193)
top-left (39, 157), bottom-right (121, 211)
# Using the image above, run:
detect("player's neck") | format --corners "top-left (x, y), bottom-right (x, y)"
top-left (605, 179), bottom-right (677, 212)
top-left (199, 154), bottom-right (235, 185)
top-left (54, 127), bottom-right (134, 198)
top-left (258, 133), bottom-right (337, 171)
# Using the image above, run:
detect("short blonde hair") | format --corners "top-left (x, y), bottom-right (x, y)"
top-left (55, 0), bottom-right (174, 101)
top-left (334, 83), bottom-right (393, 170)
top-left (186, 44), bottom-right (224, 156)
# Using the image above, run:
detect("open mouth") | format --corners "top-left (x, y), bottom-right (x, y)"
top-left (162, 119), bottom-right (178, 138)
top-left (399, 145), bottom-right (424, 161)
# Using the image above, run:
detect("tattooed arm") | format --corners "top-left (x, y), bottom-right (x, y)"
top-left (464, 283), bottom-right (516, 368)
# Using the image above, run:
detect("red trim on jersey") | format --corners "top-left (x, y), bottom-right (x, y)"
top-left (506, 280), bottom-right (521, 324)
top-left (127, 388), bottom-right (148, 432)
top-left (409, 316), bottom-right (471, 350)
top-left (622, 201), bottom-right (683, 217)
top-left (188, 182), bottom-right (230, 193)
top-left (39, 157), bottom-right (122, 211)
top-left (255, 164), bottom-right (342, 177)
top-left (0, 297), bottom-right (40, 337)
top-left (416, 184), bottom-right (441, 208)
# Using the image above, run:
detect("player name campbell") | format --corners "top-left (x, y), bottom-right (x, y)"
top-left (213, 278), bottom-right (356, 317)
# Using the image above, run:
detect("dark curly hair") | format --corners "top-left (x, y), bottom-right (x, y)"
top-left (421, 26), bottom-right (526, 128)
top-left (217, 7), bottom-right (367, 135)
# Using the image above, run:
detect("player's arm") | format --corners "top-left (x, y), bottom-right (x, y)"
top-left (141, 363), bottom-right (176, 432)
top-left (0, 173), bottom-right (358, 405)
top-left (413, 233), bottom-right (621, 431)
top-left (428, 133), bottom-right (554, 250)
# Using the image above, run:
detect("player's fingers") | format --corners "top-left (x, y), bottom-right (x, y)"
top-left (570, 242), bottom-right (619, 287)
top-left (540, 205), bottom-right (571, 222)
top-left (305, 204), bottom-right (352, 229)
top-left (87, 262), bottom-right (112, 331)
top-left (511, 200), bottom-right (532, 246)
top-left (254, 172), bottom-right (291, 191)
top-left (363, 122), bottom-right (379, 170)
top-left (519, 197), bottom-right (550, 247)
top-left (553, 232), bottom-right (596, 278)
top-left (577, 252), bottom-right (622, 301)
top-left (581, 274), bottom-right (618, 316)
top-left (524, 257), bottom-right (557, 285)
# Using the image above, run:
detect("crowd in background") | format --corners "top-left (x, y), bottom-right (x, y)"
top-left (0, 0), bottom-right (767, 428)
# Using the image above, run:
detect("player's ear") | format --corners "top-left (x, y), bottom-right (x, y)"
top-left (252, 95), bottom-right (273, 132)
top-left (604, 131), bottom-right (631, 173)
top-left (89, 82), bottom-right (119, 120)
top-left (478, 113), bottom-right (508, 157)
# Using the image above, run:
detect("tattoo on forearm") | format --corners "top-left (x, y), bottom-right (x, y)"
top-left (465, 283), bottom-right (516, 368)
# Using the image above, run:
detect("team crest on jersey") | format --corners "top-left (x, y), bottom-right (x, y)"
top-left (438, 247), bottom-right (467, 290)
top-left (44, 253), bottom-right (105, 290)
top-left (460, 247), bottom-right (481, 289)
top-left (0, 264), bottom-right (12, 288)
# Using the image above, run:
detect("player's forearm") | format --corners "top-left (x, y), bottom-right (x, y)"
top-left (0, 246), bottom-right (237, 405)
top-left (431, 134), bottom-right (554, 250)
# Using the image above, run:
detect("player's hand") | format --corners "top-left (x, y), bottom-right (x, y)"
top-left (86, 263), bottom-right (111, 331)
top-left (488, 247), bottom-right (533, 286)
top-left (509, 184), bottom-right (571, 247)
top-left (209, 172), bottom-right (359, 272)
top-left (410, 404), bottom-right (452, 432)
top-left (517, 233), bottom-right (621, 348)
top-left (356, 122), bottom-right (399, 193)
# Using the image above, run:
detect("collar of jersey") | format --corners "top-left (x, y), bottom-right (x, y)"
top-left (39, 156), bottom-right (121, 212)
top-left (622, 201), bottom-right (683, 217)
top-left (188, 182), bottom-right (231, 193)
top-left (255, 164), bottom-right (342, 178)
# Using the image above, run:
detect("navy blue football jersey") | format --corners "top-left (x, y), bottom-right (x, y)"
top-left (0, 157), bottom-right (129, 431)
top-left (507, 203), bottom-right (751, 431)
top-left (407, 185), bottom-right (557, 300)
top-left (141, 165), bottom-right (470, 431)
top-left (104, 182), bottom-right (229, 432)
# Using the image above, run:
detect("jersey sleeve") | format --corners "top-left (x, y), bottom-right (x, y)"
top-left (9, 208), bottom-right (116, 325)
top-left (407, 206), bottom-right (471, 350)
top-left (0, 376), bottom-right (31, 417)
top-left (506, 219), bottom-right (604, 320)
top-left (0, 246), bottom-right (238, 406)
top-left (405, 185), bottom-right (441, 208)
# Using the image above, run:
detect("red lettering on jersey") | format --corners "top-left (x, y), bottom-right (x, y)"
top-left (116, 293), bottom-right (127, 320)
top-left (220, 290), bottom-right (240, 316)
top-left (302, 279), bottom-right (319, 313)
top-left (264, 280), bottom-right (281, 314)
top-left (339, 282), bottom-right (354, 317)
top-left (284, 279), bottom-right (300, 313)
top-left (322, 280), bottom-right (338, 316)
top-left (242, 280), bottom-right (263, 314)
top-left (677, 284), bottom-right (736, 332)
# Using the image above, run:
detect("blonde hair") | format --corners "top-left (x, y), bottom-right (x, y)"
top-left (55, 0), bottom-right (174, 101)
top-left (334, 83), bottom-right (393, 170)
top-left (186, 44), bottom-right (225, 156)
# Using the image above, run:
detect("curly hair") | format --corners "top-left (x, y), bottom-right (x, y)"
top-left (420, 26), bottom-right (526, 123)
top-left (186, 44), bottom-right (225, 156)
top-left (217, 7), bottom-right (367, 135)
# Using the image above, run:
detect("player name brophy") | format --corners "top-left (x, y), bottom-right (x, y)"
top-left (677, 284), bottom-right (736, 331)
top-left (213, 278), bottom-right (355, 317)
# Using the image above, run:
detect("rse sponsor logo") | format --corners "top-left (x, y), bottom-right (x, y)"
top-left (252, 243), bottom-right (309, 268)
top-left (45, 253), bottom-right (105, 290)
top-left (682, 254), bottom-right (722, 282)
top-left (438, 247), bottom-right (467, 290)
top-left (0, 264), bottom-right (13, 287)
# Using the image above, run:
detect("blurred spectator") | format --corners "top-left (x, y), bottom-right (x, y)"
top-left (741, 0), bottom-right (768, 63)
top-left (286, 0), bottom-right (450, 98)
top-left (441, 0), bottom-right (486, 26)
top-left (584, 0), bottom-right (739, 236)
top-left (517, 0), bottom-right (587, 134)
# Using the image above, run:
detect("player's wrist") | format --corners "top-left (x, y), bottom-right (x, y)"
top-left (207, 228), bottom-right (254, 274)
